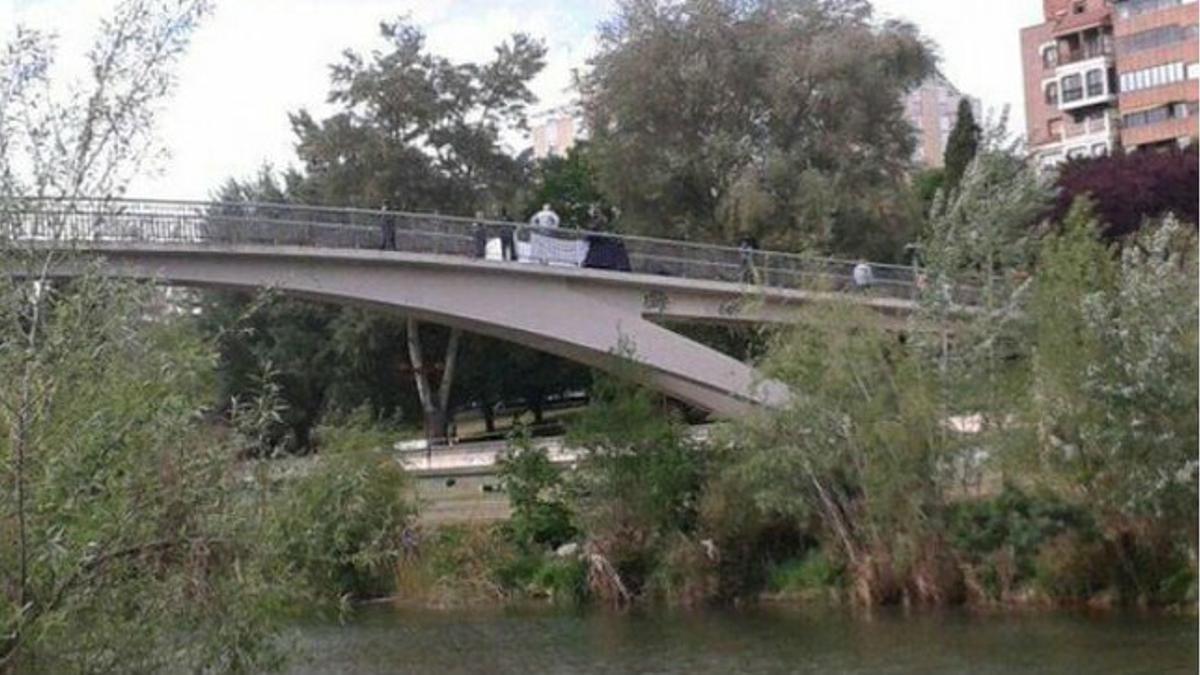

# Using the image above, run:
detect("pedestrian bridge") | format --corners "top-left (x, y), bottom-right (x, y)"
top-left (1, 198), bottom-right (941, 418)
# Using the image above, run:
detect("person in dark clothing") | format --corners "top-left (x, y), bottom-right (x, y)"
top-left (738, 235), bottom-right (759, 284)
top-left (471, 212), bottom-right (488, 258)
top-left (498, 207), bottom-right (516, 261)
top-left (379, 203), bottom-right (397, 251)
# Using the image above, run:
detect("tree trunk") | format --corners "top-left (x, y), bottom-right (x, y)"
top-left (405, 319), bottom-right (461, 444)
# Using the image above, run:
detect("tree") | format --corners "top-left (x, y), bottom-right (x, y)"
top-left (581, 0), bottom-right (934, 259)
top-left (288, 20), bottom-right (545, 214)
top-left (0, 3), bottom-right (289, 670)
top-left (1048, 146), bottom-right (1199, 240)
top-left (566, 357), bottom-right (707, 604)
top-left (1027, 206), bottom-right (1197, 526)
top-left (524, 141), bottom-right (614, 228)
top-left (918, 120), bottom-right (1051, 433)
top-left (942, 98), bottom-right (980, 191)
top-left (204, 20), bottom-right (590, 444)
top-left (911, 167), bottom-right (946, 214)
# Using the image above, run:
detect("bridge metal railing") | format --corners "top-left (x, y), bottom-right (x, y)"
top-left (0, 196), bottom-right (953, 302)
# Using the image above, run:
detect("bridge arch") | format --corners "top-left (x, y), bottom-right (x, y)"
top-left (61, 242), bottom-right (791, 418)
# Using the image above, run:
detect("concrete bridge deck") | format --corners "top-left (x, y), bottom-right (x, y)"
top-left (1, 198), bottom-right (969, 417)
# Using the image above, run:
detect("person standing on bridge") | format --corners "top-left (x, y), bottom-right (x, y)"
top-left (738, 235), bottom-right (760, 284)
top-left (471, 212), bottom-right (488, 259)
top-left (530, 203), bottom-right (560, 230)
top-left (498, 207), bottom-right (516, 261)
top-left (379, 203), bottom-right (397, 251)
top-left (853, 261), bottom-right (874, 289)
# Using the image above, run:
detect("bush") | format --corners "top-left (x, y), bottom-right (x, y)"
top-left (768, 550), bottom-right (842, 595)
top-left (398, 524), bottom-right (519, 606)
top-left (313, 405), bottom-right (413, 455)
top-left (528, 558), bottom-right (589, 604)
top-left (567, 367), bottom-right (708, 603)
top-left (1033, 533), bottom-right (1111, 601)
top-left (269, 450), bottom-right (415, 600)
top-left (947, 485), bottom-right (1095, 581)
top-left (497, 429), bottom-right (577, 552)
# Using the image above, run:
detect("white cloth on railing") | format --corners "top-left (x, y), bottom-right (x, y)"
top-left (485, 238), bottom-right (503, 261)
top-left (528, 231), bottom-right (588, 266)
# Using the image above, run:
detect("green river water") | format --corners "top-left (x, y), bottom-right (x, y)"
top-left (284, 604), bottom-right (1197, 674)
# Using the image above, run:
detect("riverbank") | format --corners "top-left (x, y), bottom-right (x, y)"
top-left (380, 519), bottom-right (1199, 615)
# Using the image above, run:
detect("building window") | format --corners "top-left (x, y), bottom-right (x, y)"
top-left (1067, 147), bottom-right (1090, 160)
top-left (1188, 63), bottom-right (1200, 79)
top-left (1117, 24), bottom-right (1199, 55)
top-left (1115, 0), bottom-right (1184, 20)
top-left (1091, 143), bottom-right (1108, 156)
top-left (1172, 102), bottom-right (1199, 118)
top-left (1061, 74), bottom-right (1084, 102)
top-left (1121, 102), bottom-right (1198, 128)
top-left (1045, 82), bottom-right (1059, 105)
top-left (1086, 69), bottom-right (1105, 96)
top-left (1119, 61), bottom-right (1187, 93)
top-left (1042, 45), bottom-right (1058, 69)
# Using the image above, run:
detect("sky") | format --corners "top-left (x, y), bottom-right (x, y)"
top-left (2, 0), bottom-right (1042, 200)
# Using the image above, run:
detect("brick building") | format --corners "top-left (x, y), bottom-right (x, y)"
top-left (904, 72), bottom-right (983, 169)
top-left (1020, 0), bottom-right (1199, 167)
top-left (530, 107), bottom-right (582, 160)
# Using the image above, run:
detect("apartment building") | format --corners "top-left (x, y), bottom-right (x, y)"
top-left (1020, 0), bottom-right (1199, 167)
top-left (530, 107), bottom-right (582, 160)
top-left (904, 73), bottom-right (984, 169)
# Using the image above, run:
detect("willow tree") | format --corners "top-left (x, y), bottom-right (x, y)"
top-left (0, 3), bottom-right (289, 671)
top-left (582, 0), bottom-right (934, 259)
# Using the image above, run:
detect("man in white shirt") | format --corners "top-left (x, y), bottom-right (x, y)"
top-left (852, 261), bottom-right (874, 289)
top-left (530, 203), bottom-right (560, 229)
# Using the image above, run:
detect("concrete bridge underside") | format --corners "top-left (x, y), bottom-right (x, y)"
top-left (45, 242), bottom-right (922, 418)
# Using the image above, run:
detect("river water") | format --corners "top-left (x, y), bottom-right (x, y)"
top-left (285, 604), bottom-right (1197, 674)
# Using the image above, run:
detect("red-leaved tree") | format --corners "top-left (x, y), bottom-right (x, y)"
top-left (1049, 146), bottom-right (1198, 239)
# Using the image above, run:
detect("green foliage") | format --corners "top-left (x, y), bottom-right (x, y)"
top-left (728, 129), bottom-right (1196, 608)
top-left (768, 550), bottom-right (842, 594)
top-left (525, 142), bottom-right (613, 228)
top-left (569, 369), bottom-right (706, 540)
top-left (527, 558), bottom-right (589, 604)
top-left (314, 405), bottom-right (414, 455)
top-left (736, 302), bottom-right (952, 551)
top-left (268, 450), bottom-right (415, 600)
top-left (398, 524), bottom-right (519, 604)
top-left (911, 168), bottom-right (945, 213)
top-left (942, 98), bottom-right (980, 191)
top-left (947, 486), bottom-right (1095, 579)
top-left (497, 429), bottom-right (577, 552)
top-left (582, 0), bottom-right (934, 259)
top-left (566, 364), bottom-right (708, 599)
top-left (493, 553), bottom-right (588, 604)
top-left (1027, 208), bottom-right (1198, 523)
top-left (289, 19), bottom-right (544, 214)
top-left (0, 275), bottom-right (287, 672)
top-left (1033, 534), bottom-right (1112, 601)
top-left (918, 124), bottom-right (1050, 442)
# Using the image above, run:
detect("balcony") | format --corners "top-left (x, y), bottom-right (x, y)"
top-left (1056, 57), bottom-right (1118, 111)
top-left (1059, 44), bottom-right (1115, 65)
top-left (1062, 111), bottom-right (1117, 139)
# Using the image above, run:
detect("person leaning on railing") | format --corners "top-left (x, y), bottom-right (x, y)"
top-left (738, 235), bottom-right (760, 284)
top-left (379, 202), bottom-right (397, 251)
top-left (529, 203), bottom-right (560, 230)
top-left (471, 211), bottom-right (488, 258)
